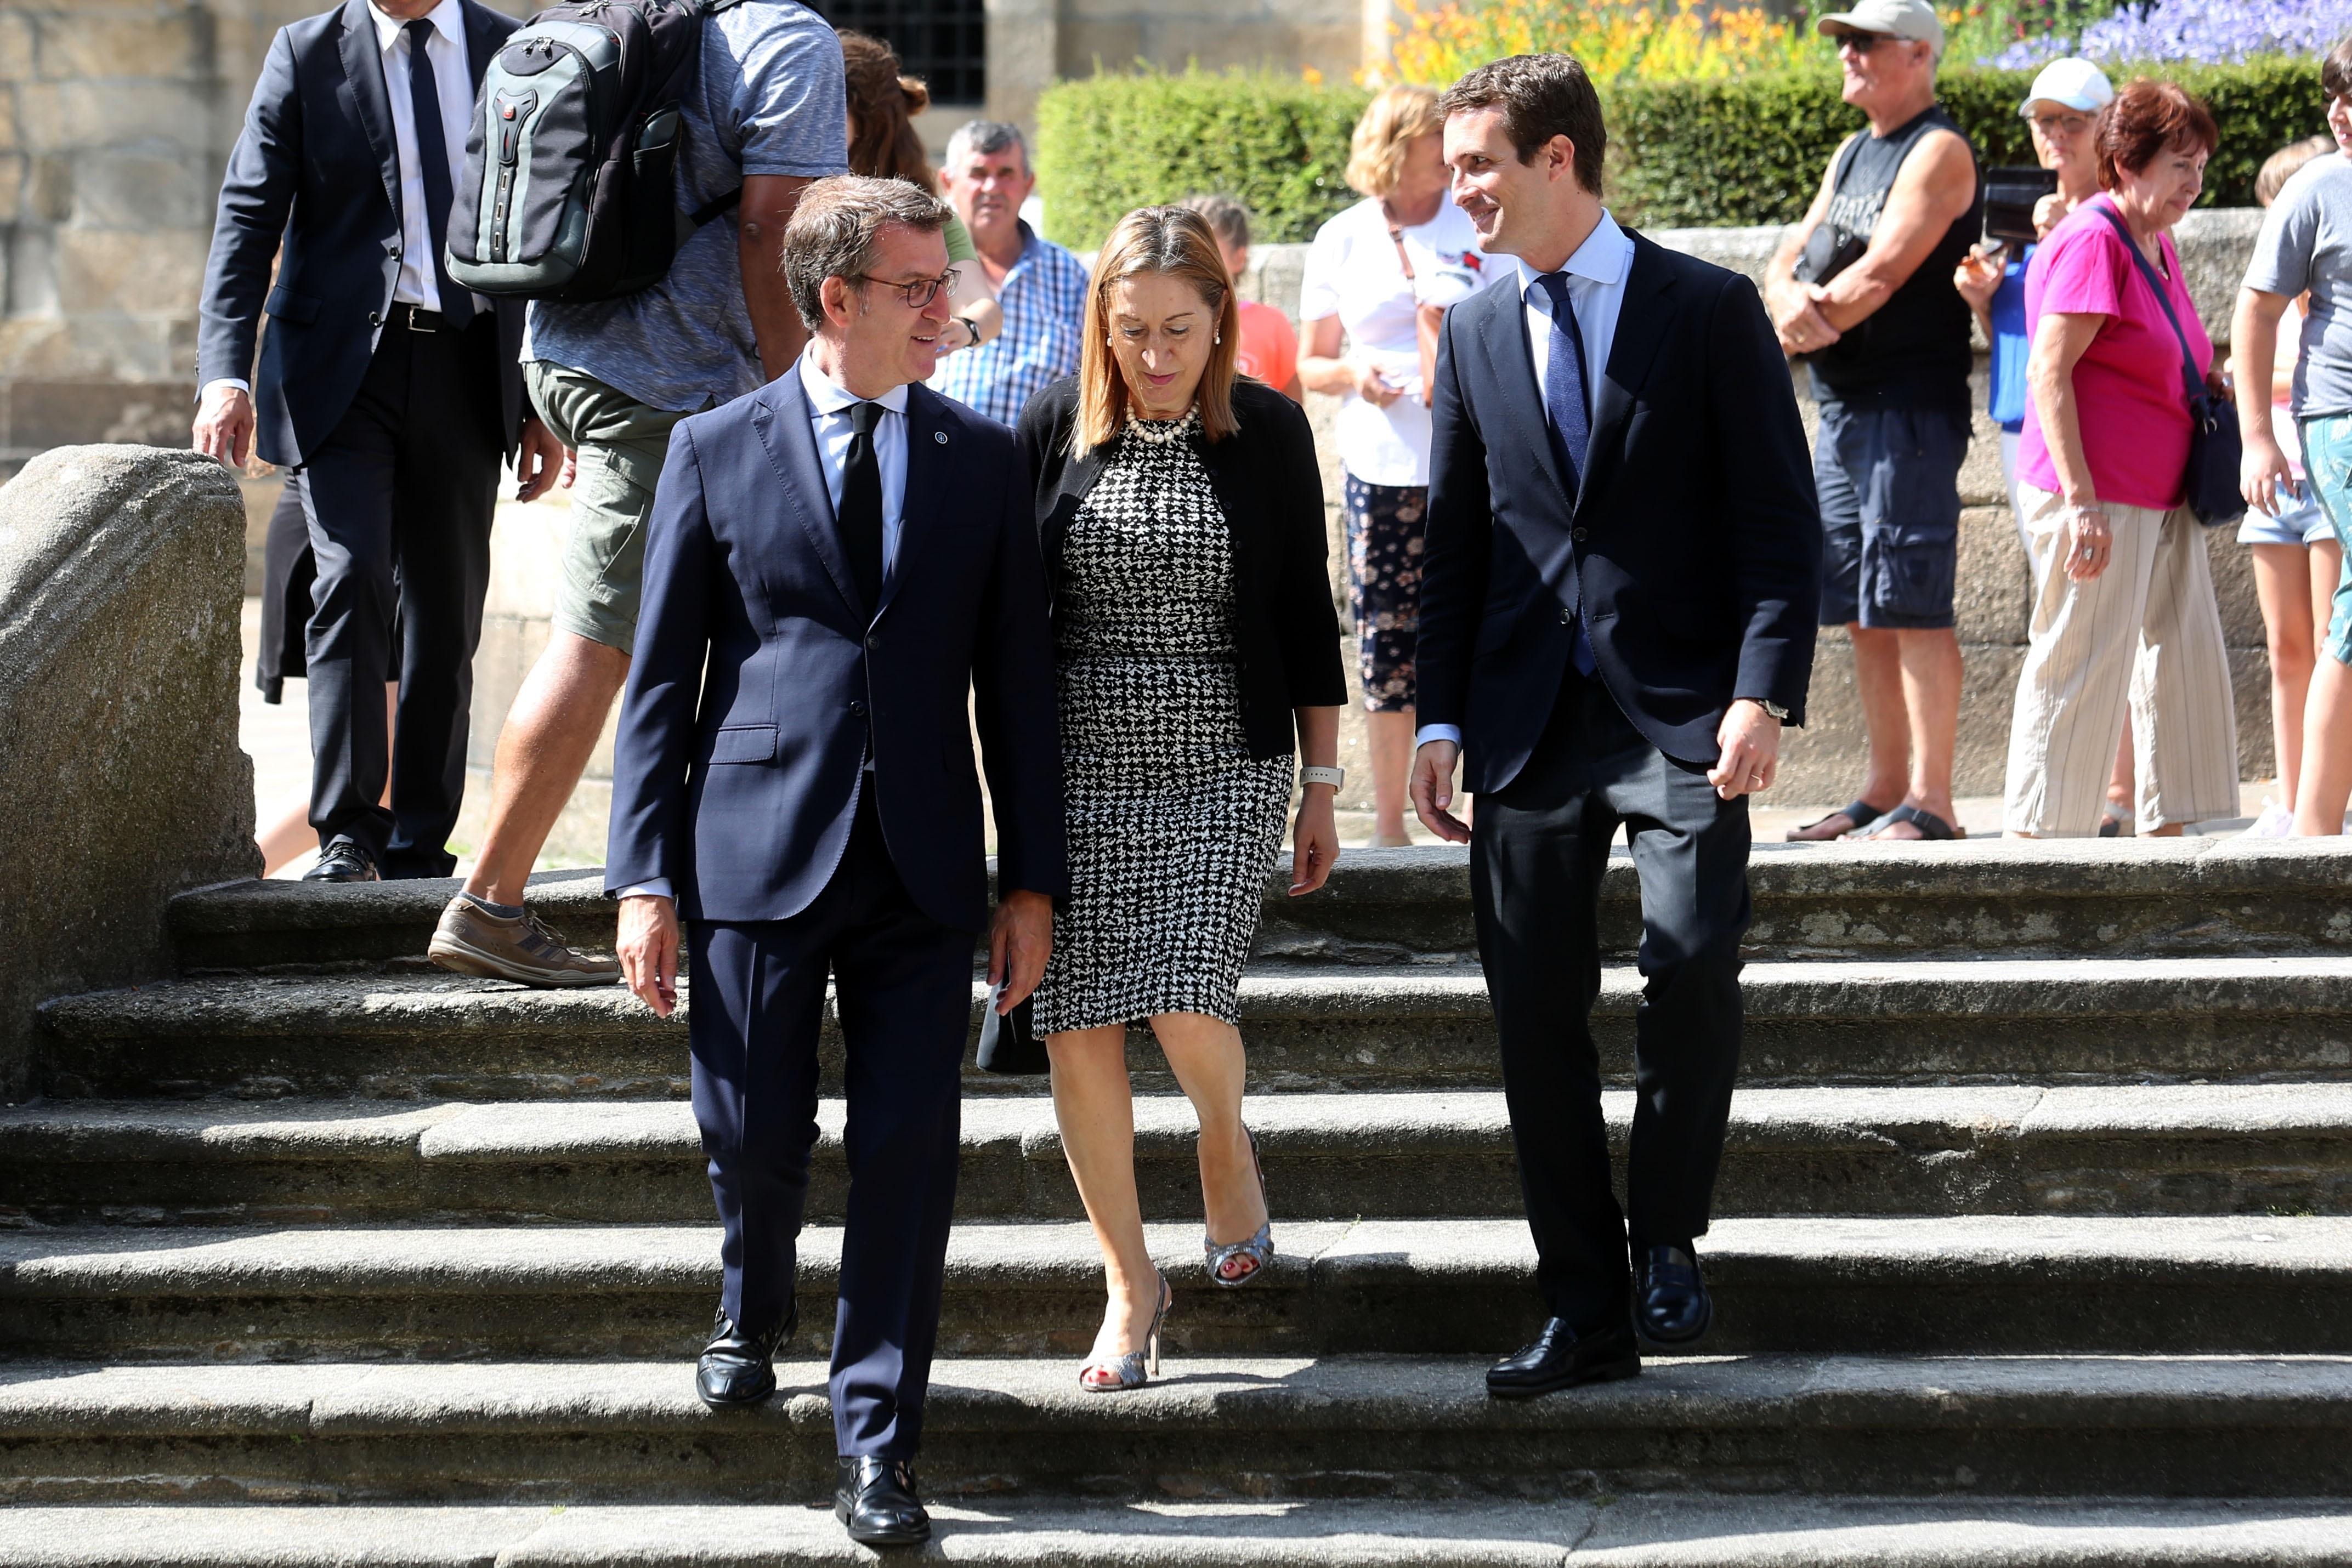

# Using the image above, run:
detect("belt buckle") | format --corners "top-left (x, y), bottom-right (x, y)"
top-left (407, 304), bottom-right (436, 334)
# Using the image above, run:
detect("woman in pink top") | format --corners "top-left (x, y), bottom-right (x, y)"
top-left (2004, 79), bottom-right (2239, 838)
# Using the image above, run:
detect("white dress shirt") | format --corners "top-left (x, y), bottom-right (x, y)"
top-left (1416, 209), bottom-right (1636, 754)
top-left (200, 0), bottom-right (478, 403)
top-left (615, 354), bottom-right (913, 903)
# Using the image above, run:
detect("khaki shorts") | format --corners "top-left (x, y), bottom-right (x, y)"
top-left (526, 360), bottom-right (691, 656)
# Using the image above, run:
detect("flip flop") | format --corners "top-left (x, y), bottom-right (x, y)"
top-left (1786, 798), bottom-right (1895, 843)
top-left (1862, 804), bottom-right (1964, 842)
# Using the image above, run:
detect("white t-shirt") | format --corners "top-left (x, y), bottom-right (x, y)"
top-left (1299, 197), bottom-right (1498, 486)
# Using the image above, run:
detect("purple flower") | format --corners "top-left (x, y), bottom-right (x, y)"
top-left (1982, 0), bottom-right (2352, 67)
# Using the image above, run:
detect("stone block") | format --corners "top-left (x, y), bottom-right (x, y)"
top-left (0, 155), bottom-right (22, 223)
top-left (25, 151), bottom-right (68, 221)
top-left (0, 14), bottom-right (33, 81)
top-left (2207, 525), bottom-right (2269, 652)
top-left (70, 150), bottom-right (209, 229)
top-left (984, 0), bottom-right (1058, 129)
top-left (2, 377), bottom-right (195, 450)
top-left (34, 9), bottom-right (208, 83)
top-left (1057, 19), bottom-right (1142, 75)
top-left (1955, 504), bottom-right (2030, 645)
top-left (2232, 643), bottom-right (2279, 784)
top-left (1773, 637), bottom-right (2025, 804)
top-left (54, 226), bottom-right (206, 314)
top-left (0, 445), bottom-right (257, 1099)
top-left (18, 79), bottom-right (215, 154)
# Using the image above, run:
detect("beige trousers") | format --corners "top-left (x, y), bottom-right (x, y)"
top-left (2004, 484), bottom-right (2238, 836)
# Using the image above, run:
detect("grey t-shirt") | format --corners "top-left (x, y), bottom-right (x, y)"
top-left (524, 1), bottom-right (846, 414)
top-left (2246, 151), bottom-right (2352, 421)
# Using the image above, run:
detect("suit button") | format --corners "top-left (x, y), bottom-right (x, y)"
top-left (866, 633), bottom-right (880, 651)
top-left (1560, 607), bottom-right (1574, 625)
top-left (389, 244), bottom-right (402, 259)
top-left (848, 698), bottom-right (868, 718)
top-left (369, 311), bottom-right (383, 326)
top-left (1571, 527), bottom-right (1588, 542)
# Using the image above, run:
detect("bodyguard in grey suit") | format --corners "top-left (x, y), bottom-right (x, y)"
top-left (193, 0), bottom-right (563, 880)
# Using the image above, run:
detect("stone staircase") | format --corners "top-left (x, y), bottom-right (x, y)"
top-left (4, 837), bottom-right (2352, 1563)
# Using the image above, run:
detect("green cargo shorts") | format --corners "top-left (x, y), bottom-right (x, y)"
top-left (526, 360), bottom-right (692, 656)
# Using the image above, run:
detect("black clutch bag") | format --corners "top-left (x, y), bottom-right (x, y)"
top-left (975, 985), bottom-right (1049, 1075)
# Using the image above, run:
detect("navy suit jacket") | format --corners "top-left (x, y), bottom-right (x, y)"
top-left (1416, 231), bottom-right (1822, 795)
top-left (605, 372), bottom-right (1066, 930)
top-left (196, 0), bottom-right (529, 468)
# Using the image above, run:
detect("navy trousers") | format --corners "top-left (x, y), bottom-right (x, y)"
top-left (1470, 668), bottom-right (1752, 1331)
top-left (687, 797), bottom-right (973, 1458)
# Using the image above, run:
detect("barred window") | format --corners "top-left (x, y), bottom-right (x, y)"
top-left (812, 0), bottom-right (986, 106)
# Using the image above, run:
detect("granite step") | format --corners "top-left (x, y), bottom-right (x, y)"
top-left (38, 959), bottom-right (2352, 1100)
top-left (6, 1084), bottom-right (2349, 1227)
top-left (3, 1353), bottom-right (2346, 1502)
top-left (1, 1216), bottom-right (2342, 1361)
top-left (7, 1495), bottom-right (2352, 1566)
top-left (166, 838), bottom-right (2352, 974)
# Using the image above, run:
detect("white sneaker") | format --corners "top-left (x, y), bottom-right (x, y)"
top-left (2239, 798), bottom-right (2295, 839)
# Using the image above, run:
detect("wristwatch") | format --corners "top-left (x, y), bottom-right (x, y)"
top-left (1757, 699), bottom-right (1790, 722)
top-left (1301, 765), bottom-right (1345, 790)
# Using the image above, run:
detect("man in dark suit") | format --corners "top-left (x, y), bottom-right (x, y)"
top-left (194, 0), bottom-right (563, 882)
top-left (1410, 54), bottom-right (1821, 1396)
top-left (606, 175), bottom-right (1061, 1548)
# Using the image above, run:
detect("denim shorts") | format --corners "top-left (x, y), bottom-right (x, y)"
top-left (1813, 399), bottom-right (1969, 630)
top-left (2293, 413), bottom-right (2352, 666)
top-left (2234, 486), bottom-right (2336, 547)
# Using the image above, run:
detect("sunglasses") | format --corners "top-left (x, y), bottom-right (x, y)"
top-left (853, 270), bottom-right (958, 310)
top-left (1833, 31), bottom-right (1908, 52)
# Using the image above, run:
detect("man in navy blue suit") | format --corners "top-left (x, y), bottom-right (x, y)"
top-left (1410, 55), bottom-right (1820, 1397)
top-left (194, 0), bottom-right (564, 881)
top-left (605, 175), bottom-right (1062, 1548)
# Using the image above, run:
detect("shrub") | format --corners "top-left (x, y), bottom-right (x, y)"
top-left (1035, 56), bottom-right (2330, 244)
top-left (1390, 0), bottom-right (1811, 87)
top-left (1034, 69), bottom-right (1372, 251)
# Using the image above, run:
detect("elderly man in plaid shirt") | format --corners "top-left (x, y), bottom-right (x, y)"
top-left (933, 121), bottom-right (1089, 425)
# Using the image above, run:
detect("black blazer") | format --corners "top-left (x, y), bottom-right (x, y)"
top-left (196, 0), bottom-right (529, 468)
top-left (606, 373), bottom-right (1065, 930)
top-left (1017, 376), bottom-right (1347, 758)
top-left (1416, 231), bottom-right (1822, 795)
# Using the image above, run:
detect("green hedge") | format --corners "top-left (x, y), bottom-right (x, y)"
top-left (1036, 70), bottom-right (1371, 250)
top-left (1035, 56), bottom-right (2327, 245)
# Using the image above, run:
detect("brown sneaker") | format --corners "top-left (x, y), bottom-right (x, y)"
top-left (427, 896), bottom-right (622, 987)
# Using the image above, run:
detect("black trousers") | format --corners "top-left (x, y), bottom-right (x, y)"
top-left (1471, 669), bottom-right (1752, 1330)
top-left (292, 316), bottom-right (501, 877)
top-left (687, 798), bottom-right (974, 1459)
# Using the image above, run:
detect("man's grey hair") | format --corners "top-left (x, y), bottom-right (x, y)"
top-left (781, 174), bottom-right (953, 333)
top-left (945, 118), bottom-right (1029, 174)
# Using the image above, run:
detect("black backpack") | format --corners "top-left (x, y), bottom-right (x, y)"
top-left (446, 0), bottom-right (749, 303)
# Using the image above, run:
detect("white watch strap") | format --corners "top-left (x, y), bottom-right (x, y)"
top-left (1301, 765), bottom-right (1345, 790)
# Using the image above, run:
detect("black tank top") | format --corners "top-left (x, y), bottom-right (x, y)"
top-left (1801, 104), bottom-right (1981, 414)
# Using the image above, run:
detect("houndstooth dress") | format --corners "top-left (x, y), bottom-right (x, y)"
top-left (1029, 406), bottom-right (1295, 1035)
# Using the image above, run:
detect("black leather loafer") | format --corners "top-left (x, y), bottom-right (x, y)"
top-left (835, 1455), bottom-right (931, 1547)
top-left (1485, 1315), bottom-right (1640, 1398)
top-left (695, 1303), bottom-right (794, 1408)
top-left (1635, 1245), bottom-right (1714, 1347)
top-left (303, 837), bottom-right (379, 883)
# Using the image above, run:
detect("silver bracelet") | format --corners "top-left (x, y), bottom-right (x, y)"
top-left (1301, 765), bottom-right (1345, 791)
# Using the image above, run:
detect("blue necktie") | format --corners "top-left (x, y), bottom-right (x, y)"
top-left (405, 20), bottom-right (473, 329)
top-left (1534, 271), bottom-right (1596, 679)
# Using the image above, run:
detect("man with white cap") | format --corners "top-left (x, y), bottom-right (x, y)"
top-left (1768, 0), bottom-right (1982, 845)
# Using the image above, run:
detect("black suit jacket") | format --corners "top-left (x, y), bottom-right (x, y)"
top-left (197, 0), bottom-right (529, 468)
top-left (606, 372), bottom-right (1065, 930)
top-left (1416, 231), bottom-right (1821, 794)
top-left (1017, 376), bottom-right (1347, 759)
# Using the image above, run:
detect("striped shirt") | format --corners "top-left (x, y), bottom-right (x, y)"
top-left (932, 221), bottom-right (1088, 428)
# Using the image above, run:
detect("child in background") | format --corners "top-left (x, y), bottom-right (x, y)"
top-left (1180, 194), bottom-right (1303, 401)
top-left (2237, 134), bottom-right (2345, 837)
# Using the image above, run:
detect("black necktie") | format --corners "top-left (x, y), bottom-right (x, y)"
top-left (840, 401), bottom-right (886, 616)
top-left (404, 19), bottom-right (473, 329)
top-left (1534, 271), bottom-right (1597, 679)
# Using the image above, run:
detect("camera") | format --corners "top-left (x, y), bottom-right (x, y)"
top-left (1983, 166), bottom-right (2059, 246)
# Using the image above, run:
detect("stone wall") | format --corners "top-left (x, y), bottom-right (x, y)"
top-left (0, 444), bottom-right (255, 1097)
top-left (984, 0), bottom-right (1371, 129)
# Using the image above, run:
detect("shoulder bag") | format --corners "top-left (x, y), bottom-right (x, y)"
top-left (2090, 203), bottom-right (2245, 527)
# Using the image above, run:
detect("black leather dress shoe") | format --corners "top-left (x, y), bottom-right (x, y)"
top-left (835, 1455), bottom-right (931, 1547)
top-left (303, 837), bottom-right (379, 883)
top-left (695, 1303), bottom-right (794, 1408)
top-left (1485, 1315), bottom-right (1640, 1398)
top-left (1635, 1245), bottom-right (1713, 1347)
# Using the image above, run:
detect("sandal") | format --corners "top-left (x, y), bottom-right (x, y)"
top-left (1859, 803), bottom-right (1964, 842)
top-left (1786, 798), bottom-right (1895, 842)
top-left (2098, 799), bottom-right (2133, 838)
top-left (1079, 1269), bottom-right (1171, 1392)
top-left (1205, 1129), bottom-right (1274, 1288)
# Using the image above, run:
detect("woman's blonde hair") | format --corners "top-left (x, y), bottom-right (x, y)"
top-left (1075, 206), bottom-right (1241, 453)
top-left (1345, 84), bottom-right (1444, 200)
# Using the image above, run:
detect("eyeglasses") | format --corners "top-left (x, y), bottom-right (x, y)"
top-left (2031, 112), bottom-right (2096, 137)
top-left (852, 270), bottom-right (957, 310)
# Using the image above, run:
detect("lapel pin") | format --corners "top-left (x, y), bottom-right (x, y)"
top-left (933, 430), bottom-right (948, 444)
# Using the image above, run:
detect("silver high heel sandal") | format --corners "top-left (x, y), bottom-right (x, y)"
top-left (1078, 1269), bottom-right (1171, 1392)
top-left (1205, 1128), bottom-right (1274, 1288)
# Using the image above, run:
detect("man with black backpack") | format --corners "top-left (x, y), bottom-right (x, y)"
top-left (194, 0), bottom-right (568, 884)
top-left (427, 0), bottom-right (847, 984)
